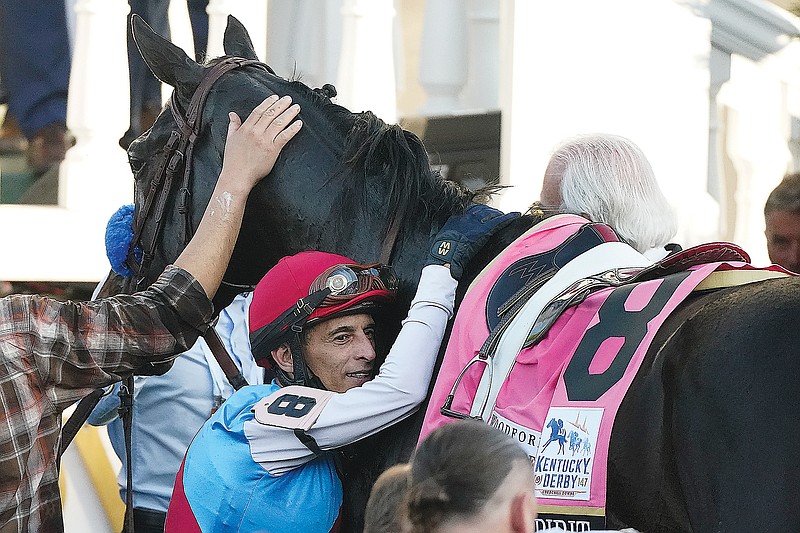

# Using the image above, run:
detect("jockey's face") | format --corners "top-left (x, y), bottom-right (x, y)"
top-left (765, 209), bottom-right (800, 273)
top-left (302, 313), bottom-right (377, 393)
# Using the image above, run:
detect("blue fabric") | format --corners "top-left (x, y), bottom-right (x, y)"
top-left (181, 383), bottom-right (342, 533)
top-left (89, 345), bottom-right (216, 512)
top-left (105, 204), bottom-right (141, 277)
top-left (0, 0), bottom-right (69, 137)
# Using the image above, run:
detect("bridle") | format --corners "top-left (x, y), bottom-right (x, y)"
top-left (126, 56), bottom-right (272, 290)
top-left (126, 56), bottom-right (403, 290)
top-left (114, 58), bottom-right (271, 531)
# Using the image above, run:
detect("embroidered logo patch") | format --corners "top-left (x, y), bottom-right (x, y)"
top-left (535, 407), bottom-right (603, 501)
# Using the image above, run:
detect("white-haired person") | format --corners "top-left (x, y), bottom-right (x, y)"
top-left (536, 134), bottom-right (679, 261)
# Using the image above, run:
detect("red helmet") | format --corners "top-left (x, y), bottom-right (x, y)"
top-left (249, 251), bottom-right (396, 368)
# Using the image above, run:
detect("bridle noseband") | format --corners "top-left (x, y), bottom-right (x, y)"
top-left (126, 57), bottom-right (271, 289)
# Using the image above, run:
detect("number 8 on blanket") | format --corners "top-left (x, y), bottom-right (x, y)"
top-left (563, 270), bottom-right (692, 402)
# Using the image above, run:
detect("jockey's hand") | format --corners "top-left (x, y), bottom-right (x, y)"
top-left (428, 203), bottom-right (520, 280)
top-left (220, 94), bottom-right (303, 192)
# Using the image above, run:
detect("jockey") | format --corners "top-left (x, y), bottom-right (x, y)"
top-left (165, 204), bottom-right (519, 533)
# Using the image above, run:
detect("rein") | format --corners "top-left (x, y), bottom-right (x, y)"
top-left (379, 204), bottom-right (405, 265)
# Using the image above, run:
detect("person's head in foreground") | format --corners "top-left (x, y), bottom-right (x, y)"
top-left (764, 172), bottom-right (800, 272)
top-left (406, 421), bottom-right (536, 533)
top-left (364, 463), bottom-right (412, 533)
top-left (248, 250), bottom-right (397, 392)
top-left (539, 133), bottom-right (677, 256)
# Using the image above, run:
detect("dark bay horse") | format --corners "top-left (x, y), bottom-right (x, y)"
top-left (114, 15), bottom-right (800, 533)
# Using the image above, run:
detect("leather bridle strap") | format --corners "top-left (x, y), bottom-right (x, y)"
top-left (379, 201), bottom-right (407, 265)
top-left (171, 57), bottom-right (267, 245)
top-left (128, 57), bottom-right (266, 287)
top-left (119, 377), bottom-right (135, 533)
top-left (203, 328), bottom-right (249, 390)
top-left (58, 387), bottom-right (106, 461)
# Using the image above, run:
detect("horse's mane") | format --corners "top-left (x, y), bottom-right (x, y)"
top-left (210, 58), bottom-right (477, 240)
top-left (340, 111), bottom-right (474, 237)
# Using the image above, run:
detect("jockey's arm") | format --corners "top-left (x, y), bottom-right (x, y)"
top-left (245, 264), bottom-right (456, 474)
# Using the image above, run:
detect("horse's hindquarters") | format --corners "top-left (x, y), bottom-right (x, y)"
top-left (608, 277), bottom-right (800, 532)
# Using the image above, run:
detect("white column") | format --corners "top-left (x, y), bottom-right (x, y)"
top-left (207, 0), bottom-right (268, 60)
top-left (336, 0), bottom-right (396, 122)
top-left (418, 0), bottom-right (467, 115)
top-left (264, 0), bottom-right (337, 88)
top-left (168, 0), bottom-right (196, 59)
top-left (718, 56), bottom-right (795, 266)
top-left (266, 0), bottom-right (342, 88)
top-left (61, 0), bottom-right (131, 212)
top-left (460, 0), bottom-right (500, 111)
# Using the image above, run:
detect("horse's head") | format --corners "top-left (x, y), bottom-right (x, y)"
top-left (123, 15), bottom-right (470, 310)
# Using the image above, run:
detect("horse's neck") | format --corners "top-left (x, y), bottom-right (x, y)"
top-left (387, 213), bottom-right (537, 311)
top-left (325, 181), bottom-right (439, 280)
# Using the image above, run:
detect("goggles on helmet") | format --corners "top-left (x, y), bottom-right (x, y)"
top-left (310, 263), bottom-right (398, 306)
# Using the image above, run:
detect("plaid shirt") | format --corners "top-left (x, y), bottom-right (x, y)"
top-left (0, 266), bottom-right (213, 532)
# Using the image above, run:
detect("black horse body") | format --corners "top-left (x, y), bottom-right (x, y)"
top-left (115, 16), bottom-right (800, 532)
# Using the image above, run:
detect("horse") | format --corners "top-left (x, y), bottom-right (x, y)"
top-left (112, 15), bottom-right (800, 533)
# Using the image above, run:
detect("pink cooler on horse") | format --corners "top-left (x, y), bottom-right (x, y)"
top-left (419, 214), bottom-right (790, 528)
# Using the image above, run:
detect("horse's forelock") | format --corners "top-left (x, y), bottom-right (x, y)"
top-left (342, 113), bottom-right (471, 231)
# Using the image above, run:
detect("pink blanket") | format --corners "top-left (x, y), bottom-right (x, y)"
top-left (419, 215), bottom-right (788, 525)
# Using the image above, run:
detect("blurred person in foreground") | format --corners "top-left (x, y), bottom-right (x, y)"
top-left (364, 463), bottom-right (412, 533)
top-left (406, 421), bottom-right (641, 533)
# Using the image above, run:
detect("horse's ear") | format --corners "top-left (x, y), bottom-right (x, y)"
top-left (131, 14), bottom-right (203, 93)
top-left (223, 15), bottom-right (260, 60)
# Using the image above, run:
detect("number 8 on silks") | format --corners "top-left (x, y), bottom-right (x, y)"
top-left (253, 386), bottom-right (334, 431)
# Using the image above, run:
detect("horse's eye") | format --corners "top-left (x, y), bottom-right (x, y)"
top-left (128, 156), bottom-right (145, 174)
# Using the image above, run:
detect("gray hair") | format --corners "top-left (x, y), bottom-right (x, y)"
top-left (764, 173), bottom-right (800, 216)
top-left (548, 134), bottom-right (677, 253)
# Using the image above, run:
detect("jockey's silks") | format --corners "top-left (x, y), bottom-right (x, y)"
top-left (166, 383), bottom-right (342, 533)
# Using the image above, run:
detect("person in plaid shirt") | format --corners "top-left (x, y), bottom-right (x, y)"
top-left (0, 94), bottom-right (302, 532)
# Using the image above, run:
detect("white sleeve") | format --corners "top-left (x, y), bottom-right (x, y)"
top-left (244, 264), bottom-right (456, 474)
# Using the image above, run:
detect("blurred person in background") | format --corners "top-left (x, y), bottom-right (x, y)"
top-left (764, 172), bottom-right (800, 272)
top-left (0, 0), bottom-right (72, 173)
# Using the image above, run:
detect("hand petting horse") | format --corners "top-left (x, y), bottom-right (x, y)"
top-left (108, 15), bottom-right (800, 533)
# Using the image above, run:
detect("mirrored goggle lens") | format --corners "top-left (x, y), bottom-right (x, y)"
top-left (325, 266), bottom-right (359, 295)
top-left (310, 263), bottom-right (396, 304)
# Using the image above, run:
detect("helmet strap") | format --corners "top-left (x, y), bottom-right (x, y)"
top-left (274, 332), bottom-right (327, 390)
